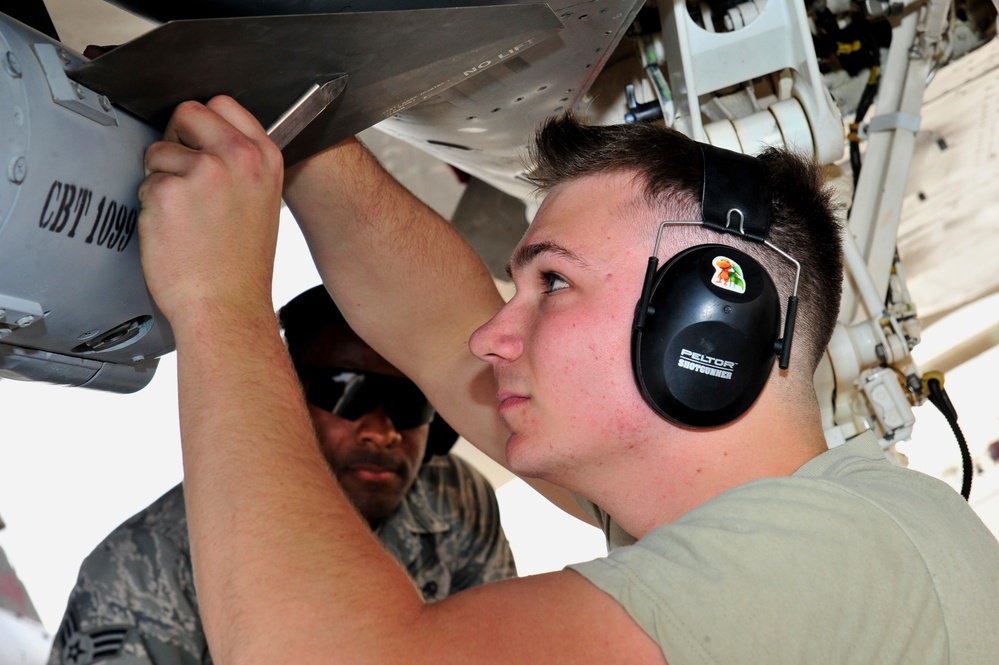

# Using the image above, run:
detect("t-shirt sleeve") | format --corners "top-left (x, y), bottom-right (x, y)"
top-left (567, 478), bottom-right (949, 664)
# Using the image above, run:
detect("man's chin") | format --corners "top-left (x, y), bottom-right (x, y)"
top-left (353, 497), bottom-right (404, 527)
top-left (504, 432), bottom-right (556, 481)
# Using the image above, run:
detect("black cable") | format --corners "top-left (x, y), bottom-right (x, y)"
top-left (850, 65), bottom-right (881, 191)
top-left (925, 377), bottom-right (972, 501)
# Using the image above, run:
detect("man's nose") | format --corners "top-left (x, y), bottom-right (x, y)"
top-left (356, 405), bottom-right (403, 448)
top-left (469, 301), bottom-right (523, 365)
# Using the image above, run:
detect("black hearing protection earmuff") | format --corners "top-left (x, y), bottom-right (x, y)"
top-left (631, 144), bottom-right (800, 428)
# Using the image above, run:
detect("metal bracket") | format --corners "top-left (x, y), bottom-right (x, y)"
top-left (0, 294), bottom-right (44, 339)
top-left (860, 367), bottom-right (916, 443)
top-left (31, 43), bottom-right (117, 126)
top-left (866, 111), bottom-right (921, 136)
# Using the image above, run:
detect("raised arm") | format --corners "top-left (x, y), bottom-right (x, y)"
top-left (283, 142), bottom-right (504, 446)
top-left (283, 138), bottom-right (591, 522)
top-left (137, 96), bottom-right (656, 665)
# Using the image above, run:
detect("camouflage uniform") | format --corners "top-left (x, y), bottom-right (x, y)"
top-left (49, 455), bottom-right (516, 665)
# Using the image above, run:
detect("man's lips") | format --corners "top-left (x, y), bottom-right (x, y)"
top-left (496, 391), bottom-right (529, 416)
top-left (349, 466), bottom-right (399, 483)
top-left (344, 458), bottom-right (404, 483)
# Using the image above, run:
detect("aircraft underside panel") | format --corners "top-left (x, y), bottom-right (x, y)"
top-left (69, 5), bottom-right (567, 171)
top-left (96, 0), bottom-right (647, 199)
top-left (380, 0), bottom-right (648, 199)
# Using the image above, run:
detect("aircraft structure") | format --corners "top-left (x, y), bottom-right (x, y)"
top-left (1, 0), bottom-right (998, 651)
top-left (0, 0), bottom-right (995, 467)
top-left (0, 515), bottom-right (50, 665)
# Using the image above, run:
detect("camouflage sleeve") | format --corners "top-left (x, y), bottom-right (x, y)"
top-left (437, 455), bottom-right (518, 591)
top-left (48, 485), bottom-right (209, 665)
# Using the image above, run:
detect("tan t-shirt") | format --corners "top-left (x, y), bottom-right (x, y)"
top-left (569, 432), bottom-right (999, 664)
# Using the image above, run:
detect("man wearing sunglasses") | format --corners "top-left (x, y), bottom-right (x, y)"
top-left (48, 285), bottom-right (517, 665)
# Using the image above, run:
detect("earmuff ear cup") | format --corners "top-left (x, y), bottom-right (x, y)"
top-left (632, 245), bottom-right (780, 428)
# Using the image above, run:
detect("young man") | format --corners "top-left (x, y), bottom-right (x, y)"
top-left (47, 286), bottom-right (515, 665)
top-left (136, 95), bottom-right (999, 663)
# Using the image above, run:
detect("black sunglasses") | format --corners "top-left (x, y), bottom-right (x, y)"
top-left (296, 366), bottom-right (435, 430)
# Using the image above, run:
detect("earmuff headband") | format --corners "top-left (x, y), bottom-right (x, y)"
top-left (700, 143), bottom-right (772, 241)
top-left (699, 144), bottom-right (801, 370)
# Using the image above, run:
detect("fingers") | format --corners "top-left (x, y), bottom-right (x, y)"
top-left (143, 139), bottom-right (196, 182)
top-left (136, 93), bottom-right (285, 330)
top-left (151, 96), bottom-right (281, 178)
top-left (205, 95), bottom-right (269, 141)
top-left (159, 100), bottom-right (215, 151)
top-left (158, 96), bottom-right (264, 152)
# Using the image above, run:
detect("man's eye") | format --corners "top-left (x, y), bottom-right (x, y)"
top-left (542, 272), bottom-right (569, 293)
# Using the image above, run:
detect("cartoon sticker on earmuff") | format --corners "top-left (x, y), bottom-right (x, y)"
top-left (711, 256), bottom-right (746, 294)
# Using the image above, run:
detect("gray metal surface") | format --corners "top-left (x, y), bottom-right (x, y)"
top-left (266, 76), bottom-right (347, 149)
top-left (69, 6), bottom-right (564, 166)
top-left (104, 0), bottom-right (544, 21)
top-left (85, 0), bottom-right (647, 198)
top-left (450, 177), bottom-right (528, 279)
top-left (0, 14), bottom-right (170, 392)
top-left (374, 0), bottom-right (647, 199)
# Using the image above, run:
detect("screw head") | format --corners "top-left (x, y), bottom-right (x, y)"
top-left (7, 156), bottom-right (26, 184)
top-left (3, 51), bottom-right (22, 78)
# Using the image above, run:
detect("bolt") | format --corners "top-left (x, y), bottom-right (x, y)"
top-left (71, 82), bottom-right (85, 100)
top-left (14, 315), bottom-right (34, 327)
top-left (57, 48), bottom-right (71, 67)
top-left (98, 95), bottom-right (111, 111)
top-left (77, 329), bottom-right (100, 340)
top-left (0, 309), bottom-right (6, 321)
top-left (0, 328), bottom-right (11, 339)
top-left (7, 156), bottom-right (26, 184)
top-left (3, 51), bottom-right (21, 78)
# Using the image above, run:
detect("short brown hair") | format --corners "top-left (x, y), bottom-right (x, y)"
top-left (526, 113), bottom-right (843, 371)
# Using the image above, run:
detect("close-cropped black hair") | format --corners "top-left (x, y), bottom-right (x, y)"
top-left (526, 113), bottom-right (843, 371)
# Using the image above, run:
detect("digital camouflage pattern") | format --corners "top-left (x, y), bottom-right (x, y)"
top-left (49, 455), bottom-right (516, 665)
